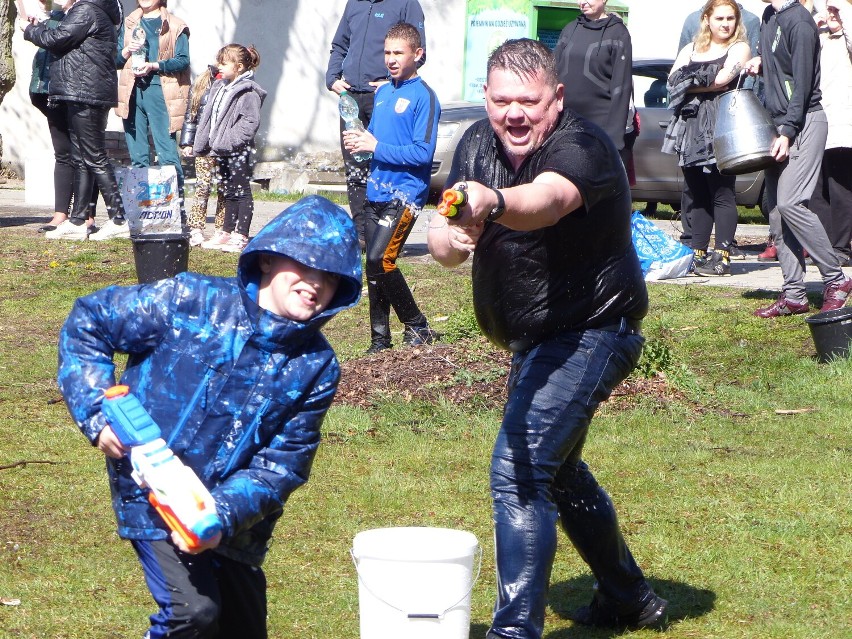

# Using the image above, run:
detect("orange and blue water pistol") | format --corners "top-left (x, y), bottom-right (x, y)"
top-left (101, 385), bottom-right (222, 550)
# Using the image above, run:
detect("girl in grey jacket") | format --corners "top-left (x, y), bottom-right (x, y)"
top-left (193, 43), bottom-right (266, 253)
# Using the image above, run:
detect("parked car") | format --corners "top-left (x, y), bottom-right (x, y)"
top-left (429, 58), bottom-right (766, 214)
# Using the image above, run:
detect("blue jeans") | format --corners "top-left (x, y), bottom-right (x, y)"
top-left (489, 324), bottom-right (650, 639)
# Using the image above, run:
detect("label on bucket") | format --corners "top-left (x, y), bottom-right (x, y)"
top-left (116, 166), bottom-right (183, 236)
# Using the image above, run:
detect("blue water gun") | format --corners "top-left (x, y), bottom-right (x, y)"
top-left (101, 385), bottom-right (222, 550)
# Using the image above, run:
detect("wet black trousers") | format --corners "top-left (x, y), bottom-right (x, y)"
top-left (364, 199), bottom-right (426, 346)
top-left (132, 539), bottom-right (267, 639)
top-left (337, 90), bottom-right (375, 247)
top-left (66, 102), bottom-right (125, 221)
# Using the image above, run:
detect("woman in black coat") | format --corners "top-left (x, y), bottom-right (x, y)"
top-left (23, 0), bottom-right (130, 241)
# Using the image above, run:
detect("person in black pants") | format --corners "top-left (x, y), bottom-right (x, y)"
top-left (27, 3), bottom-right (99, 234)
top-left (23, 0), bottom-right (129, 242)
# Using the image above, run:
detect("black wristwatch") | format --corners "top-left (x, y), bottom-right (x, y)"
top-left (487, 188), bottom-right (505, 222)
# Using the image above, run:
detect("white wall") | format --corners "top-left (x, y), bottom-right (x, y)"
top-left (1, 0), bottom-right (771, 174)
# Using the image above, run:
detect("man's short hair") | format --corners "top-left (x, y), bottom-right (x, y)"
top-left (386, 22), bottom-right (421, 50)
top-left (486, 38), bottom-right (558, 87)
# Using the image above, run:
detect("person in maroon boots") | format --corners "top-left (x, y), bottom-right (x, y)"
top-left (746, 0), bottom-right (852, 317)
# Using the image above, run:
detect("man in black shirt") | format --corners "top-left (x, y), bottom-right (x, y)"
top-left (427, 38), bottom-right (666, 638)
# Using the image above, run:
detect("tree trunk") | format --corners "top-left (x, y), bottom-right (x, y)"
top-left (0, 0), bottom-right (15, 105)
top-left (0, 0), bottom-right (18, 164)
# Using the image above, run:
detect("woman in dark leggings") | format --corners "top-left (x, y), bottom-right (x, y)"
top-left (27, 2), bottom-right (99, 234)
top-left (23, 0), bottom-right (128, 242)
top-left (667, 0), bottom-right (751, 276)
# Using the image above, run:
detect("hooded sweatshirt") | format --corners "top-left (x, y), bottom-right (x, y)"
top-left (554, 12), bottom-right (633, 150)
top-left (325, 0), bottom-right (426, 92)
top-left (57, 196), bottom-right (362, 566)
top-left (758, 0), bottom-right (822, 142)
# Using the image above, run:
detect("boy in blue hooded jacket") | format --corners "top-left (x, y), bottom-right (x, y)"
top-left (56, 195), bottom-right (362, 638)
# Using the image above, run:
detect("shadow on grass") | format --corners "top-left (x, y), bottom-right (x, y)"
top-left (545, 575), bottom-right (716, 638)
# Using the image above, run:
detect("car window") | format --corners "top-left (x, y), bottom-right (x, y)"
top-left (634, 66), bottom-right (670, 109)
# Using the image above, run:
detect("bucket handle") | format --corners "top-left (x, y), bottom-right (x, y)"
top-left (350, 544), bottom-right (483, 620)
top-left (727, 70), bottom-right (747, 108)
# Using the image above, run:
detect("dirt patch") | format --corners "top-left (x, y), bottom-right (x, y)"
top-left (336, 342), bottom-right (685, 410)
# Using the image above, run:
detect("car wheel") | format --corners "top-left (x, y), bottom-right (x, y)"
top-left (759, 185), bottom-right (771, 222)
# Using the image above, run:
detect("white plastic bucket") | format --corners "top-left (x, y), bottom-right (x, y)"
top-left (351, 527), bottom-right (480, 639)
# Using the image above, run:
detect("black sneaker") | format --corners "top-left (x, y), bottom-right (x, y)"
top-left (403, 324), bottom-right (439, 346)
top-left (690, 250), bottom-right (708, 274)
top-left (728, 241), bottom-right (747, 260)
top-left (695, 250), bottom-right (731, 276)
top-left (365, 342), bottom-right (391, 355)
top-left (571, 591), bottom-right (669, 630)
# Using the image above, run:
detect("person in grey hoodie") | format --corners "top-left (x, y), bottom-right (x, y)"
top-left (554, 0), bottom-right (633, 158)
top-left (746, 0), bottom-right (852, 318)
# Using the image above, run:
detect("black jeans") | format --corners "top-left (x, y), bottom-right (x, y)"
top-left (338, 90), bottom-right (375, 246)
top-left (218, 153), bottom-right (254, 237)
top-left (132, 539), bottom-right (267, 639)
top-left (66, 102), bottom-right (125, 221)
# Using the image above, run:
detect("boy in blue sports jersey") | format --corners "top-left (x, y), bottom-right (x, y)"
top-left (343, 21), bottom-right (441, 354)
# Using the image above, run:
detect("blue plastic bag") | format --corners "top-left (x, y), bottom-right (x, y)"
top-left (631, 211), bottom-right (694, 281)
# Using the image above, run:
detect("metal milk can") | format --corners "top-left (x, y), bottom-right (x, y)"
top-left (713, 76), bottom-right (778, 175)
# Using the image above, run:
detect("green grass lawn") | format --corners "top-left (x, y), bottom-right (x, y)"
top-left (0, 230), bottom-right (849, 638)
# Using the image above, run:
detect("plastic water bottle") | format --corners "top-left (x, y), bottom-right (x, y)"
top-left (338, 90), bottom-right (372, 164)
top-left (131, 26), bottom-right (147, 75)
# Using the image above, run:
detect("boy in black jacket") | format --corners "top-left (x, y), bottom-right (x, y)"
top-left (746, 0), bottom-right (852, 318)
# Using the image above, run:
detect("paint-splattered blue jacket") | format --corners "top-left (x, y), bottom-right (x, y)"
top-left (57, 196), bottom-right (362, 566)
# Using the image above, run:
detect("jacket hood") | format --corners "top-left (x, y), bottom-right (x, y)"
top-left (83, 0), bottom-right (123, 25)
top-left (577, 12), bottom-right (624, 30)
top-left (237, 195), bottom-right (362, 326)
top-left (228, 71), bottom-right (268, 102)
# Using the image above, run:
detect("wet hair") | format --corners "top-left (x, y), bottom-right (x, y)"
top-left (486, 38), bottom-right (558, 87)
top-left (694, 0), bottom-right (746, 52)
top-left (216, 43), bottom-right (261, 71)
top-left (385, 22), bottom-right (422, 50)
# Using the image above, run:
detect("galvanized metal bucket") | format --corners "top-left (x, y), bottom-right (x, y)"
top-left (714, 75), bottom-right (778, 175)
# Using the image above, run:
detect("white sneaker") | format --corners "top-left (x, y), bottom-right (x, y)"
top-left (220, 233), bottom-right (249, 253)
top-left (200, 230), bottom-right (230, 250)
top-left (188, 228), bottom-right (206, 247)
top-left (89, 218), bottom-right (131, 241)
top-left (44, 219), bottom-right (88, 240)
